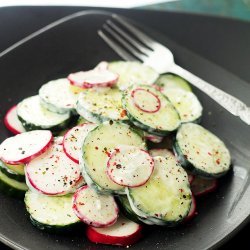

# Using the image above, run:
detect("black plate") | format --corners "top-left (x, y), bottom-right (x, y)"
top-left (0, 7), bottom-right (250, 250)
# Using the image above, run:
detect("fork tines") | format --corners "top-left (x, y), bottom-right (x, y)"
top-left (98, 15), bottom-right (155, 62)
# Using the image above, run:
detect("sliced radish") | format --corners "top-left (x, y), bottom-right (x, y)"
top-left (4, 105), bottom-right (26, 134)
top-left (86, 215), bottom-right (143, 246)
top-left (184, 194), bottom-right (197, 222)
top-left (131, 88), bottom-right (161, 113)
top-left (107, 146), bottom-right (154, 187)
top-left (26, 141), bottom-right (81, 196)
top-left (188, 174), bottom-right (195, 184)
top-left (144, 132), bottom-right (164, 143)
top-left (72, 185), bottom-right (118, 227)
top-left (191, 176), bottom-right (218, 197)
top-left (0, 130), bottom-right (52, 164)
top-left (95, 61), bottom-right (108, 71)
top-left (68, 69), bottom-right (118, 88)
top-left (63, 123), bottom-right (98, 163)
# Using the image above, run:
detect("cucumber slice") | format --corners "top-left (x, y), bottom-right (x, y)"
top-left (17, 95), bottom-right (71, 132)
top-left (127, 156), bottom-right (191, 226)
top-left (122, 85), bottom-right (181, 136)
top-left (0, 169), bottom-right (28, 198)
top-left (108, 61), bottom-right (159, 90)
top-left (155, 73), bottom-right (192, 92)
top-left (2, 162), bottom-right (24, 175)
top-left (0, 160), bottom-right (25, 182)
top-left (81, 121), bottom-right (146, 194)
top-left (76, 116), bottom-right (88, 125)
top-left (39, 78), bottom-right (78, 114)
top-left (25, 190), bottom-right (80, 232)
top-left (149, 148), bottom-right (172, 158)
top-left (161, 88), bottom-right (203, 123)
top-left (118, 196), bottom-right (141, 224)
top-left (76, 87), bottom-right (128, 123)
top-left (173, 123), bottom-right (231, 178)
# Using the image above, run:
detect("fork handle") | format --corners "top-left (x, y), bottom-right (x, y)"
top-left (170, 64), bottom-right (250, 125)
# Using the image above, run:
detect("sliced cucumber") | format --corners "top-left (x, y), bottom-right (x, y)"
top-left (76, 87), bottom-right (128, 123)
top-left (122, 85), bottom-right (181, 136)
top-left (149, 148), bottom-right (172, 158)
top-left (155, 73), bottom-right (192, 92)
top-left (127, 156), bottom-right (191, 226)
top-left (81, 121), bottom-right (146, 194)
top-left (0, 169), bottom-right (28, 198)
top-left (0, 160), bottom-right (25, 182)
top-left (25, 191), bottom-right (80, 232)
top-left (118, 196), bottom-right (141, 224)
top-left (39, 78), bottom-right (78, 114)
top-left (17, 95), bottom-right (71, 132)
top-left (76, 116), bottom-right (88, 125)
top-left (161, 88), bottom-right (202, 123)
top-left (108, 61), bottom-right (159, 90)
top-left (2, 161), bottom-right (24, 175)
top-left (173, 123), bottom-right (231, 178)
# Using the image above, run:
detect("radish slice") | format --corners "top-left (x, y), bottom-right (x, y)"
top-left (26, 141), bottom-right (81, 196)
top-left (0, 130), bottom-right (52, 164)
top-left (131, 88), bottom-right (161, 113)
top-left (188, 174), bottom-right (195, 184)
top-left (191, 176), bottom-right (218, 197)
top-left (107, 146), bottom-right (154, 187)
top-left (185, 194), bottom-right (196, 222)
top-left (144, 132), bottom-right (164, 143)
top-left (86, 215), bottom-right (143, 246)
top-left (63, 123), bottom-right (98, 164)
top-left (4, 105), bottom-right (26, 134)
top-left (95, 61), bottom-right (108, 71)
top-left (72, 185), bottom-right (118, 227)
top-left (68, 69), bottom-right (118, 88)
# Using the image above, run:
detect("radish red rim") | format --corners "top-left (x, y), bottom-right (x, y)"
top-left (63, 123), bottom-right (97, 164)
top-left (68, 69), bottom-right (118, 88)
top-left (107, 147), bottom-right (154, 188)
top-left (131, 88), bottom-right (161, 113)
top-left (72, 185), bottom-right (119, 227)
top-left (191, 177), bottom-right (218, 197)
top-left (25, 140), bottom-right (81, 195)
top-left (86, 216), bottom-right (143, 246)
top-left (188, 174), bottom-right (195, 184)
top-left (4, 105), bottom-right (26, 135)
top-left (0, 130), bottom-right (53, 164)
top-left (185, 194), bottom-right (196, 222)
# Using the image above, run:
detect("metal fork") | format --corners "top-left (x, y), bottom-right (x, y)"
top-left (98, 14), bottom-right (250, 125)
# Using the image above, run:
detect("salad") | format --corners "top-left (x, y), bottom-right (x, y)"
top-left (0, 61), bottom-right (231, 247)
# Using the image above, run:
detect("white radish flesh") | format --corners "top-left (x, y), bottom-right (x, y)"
top-left (63, 123), bottom-right (97, 163)
top-left (0, 130), bottom-right (52, 164)
top-left (4, 105), bottom-right (26, 134)
top-left (107, 146), bottom-right (154, 187)
top-left (25, 141), bottom-right (81, 195)
top-left (72, 185), bottom-right (118, 227)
